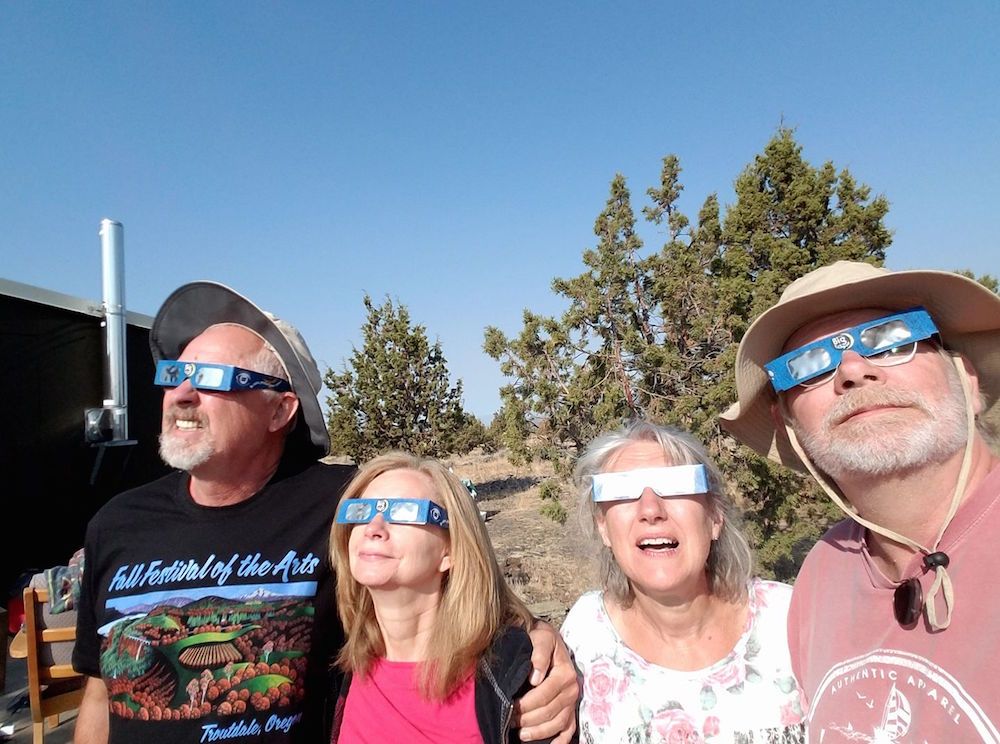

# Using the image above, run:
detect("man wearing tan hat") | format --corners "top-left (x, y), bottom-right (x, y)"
top-left (72, 282), bottom-right (578, 744)
top-left (720, 261), bottom-right (1000, 741)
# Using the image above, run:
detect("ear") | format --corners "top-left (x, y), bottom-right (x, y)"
top-left (710, 510), bottom-right (723, 541)
top-left (269, 393), bottom-right (300, 433)
top-left (438, 549), bottom-right (452, 574)
top-left (595, 509), bottom-right (612, 549)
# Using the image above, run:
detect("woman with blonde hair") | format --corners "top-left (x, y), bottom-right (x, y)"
top-left (328, 451), bottom-right (554, 743)
top-left (561, 421), bottom-right (804, 743)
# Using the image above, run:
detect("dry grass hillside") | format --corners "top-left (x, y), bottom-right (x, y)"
top-left (441, 449), bottom-right (599, 627)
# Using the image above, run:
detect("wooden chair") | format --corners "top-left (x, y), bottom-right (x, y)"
top-left (22, 586), bottom-right (85, 744)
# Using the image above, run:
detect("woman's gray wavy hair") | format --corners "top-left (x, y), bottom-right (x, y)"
top-left (574, 420), bottom-right (754, 607)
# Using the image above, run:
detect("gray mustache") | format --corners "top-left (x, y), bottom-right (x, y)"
top-left (825, 388), bottom-right (929, 428)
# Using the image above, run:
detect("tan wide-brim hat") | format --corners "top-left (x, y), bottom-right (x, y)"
top-left (719, 261), bottom-right (1000, 472)
top-left (150, 281), bottom-right (330, 460)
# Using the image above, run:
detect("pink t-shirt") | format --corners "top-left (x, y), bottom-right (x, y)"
top-left (788, 463), bottom-right (1000, 742)
top-left (338, 658), bottom-right (482, 743)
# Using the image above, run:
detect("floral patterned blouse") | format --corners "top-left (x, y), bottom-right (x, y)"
top-left (561, 579), bottom-right (805, 743)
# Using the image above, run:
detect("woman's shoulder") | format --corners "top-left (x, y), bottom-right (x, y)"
top-left (746, 578), bottom-right (794, 633)
top-left (749, 577), bottom-right (793, 601)
top-left (478, 626), bottom-right (535, 718)
top-left (560, 590), bottom-right (617, 659)
top-left (488, 623), bottom-right (533, 661)
top-left (561, 591), bottom-right (606, 632)
top-left (566, 589), bottom-right (605, 616)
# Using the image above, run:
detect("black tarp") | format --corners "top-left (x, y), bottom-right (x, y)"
top-left (1, 291), bottom-right (168, 599)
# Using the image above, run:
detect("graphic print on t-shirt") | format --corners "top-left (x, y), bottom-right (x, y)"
top-left (809, 650), bottom-right (1000, 742)
top-left (97, 549), bottom-right (320, 726)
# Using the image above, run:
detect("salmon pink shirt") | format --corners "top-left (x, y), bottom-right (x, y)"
top-left (788, 464), bottom-right (1000, 741)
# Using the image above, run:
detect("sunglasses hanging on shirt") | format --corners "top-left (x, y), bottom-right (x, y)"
top-left (893, 551), bottom-right (950, 627)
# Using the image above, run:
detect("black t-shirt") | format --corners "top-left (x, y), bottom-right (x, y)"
top-left (75, 460), bottom-right (355, 744)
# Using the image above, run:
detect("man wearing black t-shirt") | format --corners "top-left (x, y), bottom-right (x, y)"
top-left (73, 282), bottom-right (578, 744)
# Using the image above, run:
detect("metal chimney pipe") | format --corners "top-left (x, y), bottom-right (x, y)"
top-left (99, 218), bottom-right (128, 438)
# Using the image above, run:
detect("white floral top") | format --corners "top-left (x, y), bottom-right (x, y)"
top-left (561, 579), bottom-right (805, 744)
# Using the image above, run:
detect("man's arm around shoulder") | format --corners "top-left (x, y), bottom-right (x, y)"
top-left (516, 620), bottom-right (579, 744)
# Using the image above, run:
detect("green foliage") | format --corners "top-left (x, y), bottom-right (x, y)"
top-left (540, 499), bottom-right (568, 524)
top-left (538, 479), bottom-right (561, 501)
top-left (480, 412), bottom-right (503, 454)
top-left (485, 128), bottom-right (891, 579)
top-left (483, 394), bottom-right (531, 464)
top-left (325, 295), bottom-right (470, 461)
top-left (450, 414), bottom-right (490, 455)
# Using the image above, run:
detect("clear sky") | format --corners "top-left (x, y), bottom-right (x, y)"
top-left (3, 2), bottom-right (998, 420)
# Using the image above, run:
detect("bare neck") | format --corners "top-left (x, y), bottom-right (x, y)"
top-left (188, 442), bottom-right (284, 507)
top-left (609, 585), bottom-right (746, 671)
top-left (631, 590), bottom-right (721, 636)
top-left (369, 589), bottom-right (442, 662)
top-left (836, 436), bottom-right (1000, 578)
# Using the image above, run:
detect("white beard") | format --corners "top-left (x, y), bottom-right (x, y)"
top-left (159, 414), bottom-right (216, 471)
top-left (794, 365), bottom-right (969, 479)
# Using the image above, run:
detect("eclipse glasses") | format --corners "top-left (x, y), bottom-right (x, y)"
top-left (335, 498), bottom-right (450, 529)
top-left (154, 360), bottom-right (291, 393)
top-left (765, 308), bottom-right (938, 392)
top-left (591, 465), bottom-right (709, 503)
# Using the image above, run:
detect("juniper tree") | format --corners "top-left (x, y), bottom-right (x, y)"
top-left (326, 295), bottom-right (471, 461)
top-left (485, 128), bottom-right (894, 579)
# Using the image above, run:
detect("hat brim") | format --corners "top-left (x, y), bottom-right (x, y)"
top-left (720, 268), bottom-right (1000, 471)
top-left (150, 282), bottom-right (329, 460)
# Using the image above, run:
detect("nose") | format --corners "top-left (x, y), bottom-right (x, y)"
top-left (636, 487), bottom-right (668, 522)
top-left (164, 379), bottom-right (199, 405)
top-left (364, 514), bottom-right (389, 539)
top-left (833, 351), bottom-right (887, 393)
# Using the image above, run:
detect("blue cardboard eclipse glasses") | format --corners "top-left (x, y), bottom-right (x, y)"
top-left (154, 360), bottom-right (292, 392)
top-left (592, 465), bottom-right (709, 503)
top-left (335, 498), bottom-right (450, 529)
top-left (765, 308), bottom-right (939, 393)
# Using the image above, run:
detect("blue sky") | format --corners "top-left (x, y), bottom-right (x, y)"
top-left (3, 2), bottom-right (998, 420)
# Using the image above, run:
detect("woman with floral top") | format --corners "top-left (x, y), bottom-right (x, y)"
top-left (561, 421), bottom-right (805, 743)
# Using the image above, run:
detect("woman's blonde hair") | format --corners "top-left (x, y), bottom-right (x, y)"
top-left (574, 420), bottom-right (754, 607)
top-left (330, 451), bottom-right (532, 699)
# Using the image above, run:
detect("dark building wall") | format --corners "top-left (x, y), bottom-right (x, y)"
top-left (1, 293), bottom-right (169, 598)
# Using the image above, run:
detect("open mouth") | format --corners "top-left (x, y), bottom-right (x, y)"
top-left (175, 419), bottom-right (203, 431)
top-left (637, 537), bottom-right (679, 553)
